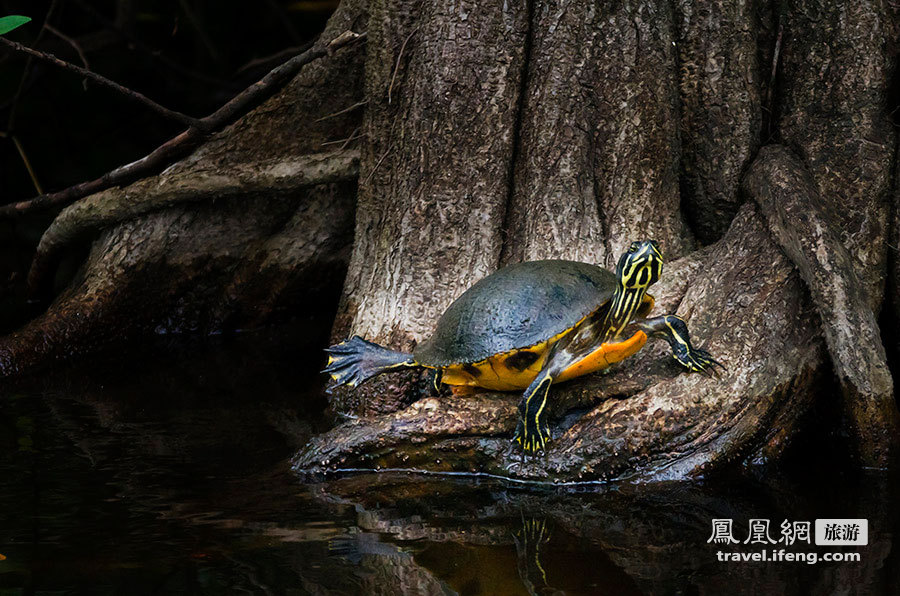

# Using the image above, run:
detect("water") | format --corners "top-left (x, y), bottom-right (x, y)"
top-left (0, 326), bottom-right (896, 594)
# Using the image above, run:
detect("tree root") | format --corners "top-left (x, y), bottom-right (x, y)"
top-left (0, 28), bottom-right (367, 219)
top-left (27, 150), bottom-right (359, 297)
top-left (776, 0), bottom-right (895, 308)
top-left (744, 144), bottom-right (900, 468)
top-left (0, 196), bottom-right (338, 376)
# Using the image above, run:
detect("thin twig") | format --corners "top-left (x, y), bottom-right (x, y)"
top-left (263, 0), bottom-right (303, 44)
top-left (339, 127), bottom-right (363, 150)
top-left (363, 144), bottom-right (391, 186)
top-left (0, 30), bottom-right (368, 219)
top-left (45, 24), bottom-right (90, 70)
top-left (0, 130), bottom-right (44, 193)
top-left (0, 129), bottom-right (203, 218)
top-left (0, 36), bottom-right (202, 129)
top-left (7, 0), bottom-right (61, 132)
top-left (319, 127), bottom-right (363, 148)
top-left (388, 28), bottom-right (417, 104)
top-left (235, 43), bottom-right (312, 74)
top-left (320, 135), bottom-right (359, 146)
top-left (72, 0), bottom-right (230, 88)
top-left (177, 0), bottom-right (224, 68)
top-left (197, 31), bottom-right (366, 128)
top-left (11, 136), bottom-right (43, 194)
top-left (314, 100), bottom-right (367, 122)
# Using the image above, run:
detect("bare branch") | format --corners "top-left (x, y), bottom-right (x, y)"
top-left (0, 128), bottom-right (204, 218)
top-left (0, 30), bottom-right (367, 219)
top-left (45, 24), bottom-right (90, 70)
top-left (199, 31), bottom-right (366, 127)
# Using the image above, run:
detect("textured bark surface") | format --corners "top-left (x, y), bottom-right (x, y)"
top-left (0, 200), bottom-right (296, 374)
top-left (327, 0), bottom-right (530, 416)
top-left (777, 0), bottom-right (896, 308)
top-left (674, 0), bottom-right (761, 243)
top-left (294, 205), bottom-right (827, 482)
top-left (892, 151), bottom-right (900, 356)
top-left (745, 144), bottom-right (899, 467)
top-left (336, 0), bottom-right (529, 347)
top-left (27, 150), bottom-right (360, 297)
top-left (503, 0), bottom-right (691, 266)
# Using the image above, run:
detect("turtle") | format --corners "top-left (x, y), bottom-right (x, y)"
top-left (324, 240), bottom-right (722, 454)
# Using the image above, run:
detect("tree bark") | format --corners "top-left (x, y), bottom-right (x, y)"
top-left (0, 0), bottom-right (369, 375)
top-left (777, 0), bottom-right (896, 309)
top-left (674, 0), bottom-right (761, 243)
top-left (503, 0), bottom-right (692, 266)
top-left (327, 0), bottom-right (531, 414)
top-left (335, 0), bottom-right (529, 347)
top-left (745, 144), bottom-right (900, 467)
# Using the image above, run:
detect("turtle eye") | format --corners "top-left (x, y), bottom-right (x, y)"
top-left (629, 241), bottom-right (640, 252)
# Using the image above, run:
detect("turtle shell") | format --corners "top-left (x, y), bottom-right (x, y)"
top-left (413, 260), bottom-right (617, 367)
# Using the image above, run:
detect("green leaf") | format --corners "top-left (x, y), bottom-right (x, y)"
top-left (0, 15), bottom-right (31, 36)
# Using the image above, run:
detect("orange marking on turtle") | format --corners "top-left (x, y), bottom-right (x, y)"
top-left (556, 330), bottom-right (648, 383)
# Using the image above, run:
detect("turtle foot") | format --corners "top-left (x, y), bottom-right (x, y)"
top-left (675, 346), bottom-right (726, 376)
top-left (513, 418), bottom-right (551, 455)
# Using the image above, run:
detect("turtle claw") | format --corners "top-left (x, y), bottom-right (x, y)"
top-left (513, 420), bottom-right (551, 456)
top-left (676, 347), bottom-right (725, 376)
top-left (322, 336), bottom-right (417, 388)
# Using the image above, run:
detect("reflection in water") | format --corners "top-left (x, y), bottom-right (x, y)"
top-left (513, 517), bottom-right (553, 595)
top-left (0, 326), bottom-right (896, 594)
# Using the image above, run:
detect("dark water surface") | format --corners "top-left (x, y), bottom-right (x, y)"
top-left (0, 326), bottom-right (897, 595)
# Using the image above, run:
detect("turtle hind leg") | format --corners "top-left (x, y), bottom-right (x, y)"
top-left (323, 336), bottom-right (418, 387)
top-left (637, 315), bottom-right (725, 374)
top-left (513, 374), bottom-right (553, 455)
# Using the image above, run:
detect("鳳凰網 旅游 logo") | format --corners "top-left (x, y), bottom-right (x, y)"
top-left (707, 518), bottom-right (867, 565)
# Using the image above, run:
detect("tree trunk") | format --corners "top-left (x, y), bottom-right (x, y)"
top-left (777, 0), bottom-right (895, 309)
top-left (2, 0), bottom-right (899, 481)
top-left (674, 0), bottom-right (761, 243)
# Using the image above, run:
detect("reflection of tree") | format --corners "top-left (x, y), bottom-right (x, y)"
top-left (314, 473), bottom-right (898, 596)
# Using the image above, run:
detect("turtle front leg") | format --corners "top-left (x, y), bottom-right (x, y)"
top-left (637, 315), bottom-right (724, 373)
top-left (513, 373), bottom-right (554, 455)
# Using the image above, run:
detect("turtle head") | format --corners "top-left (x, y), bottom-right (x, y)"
top-left (615, 240), bottom-right (663, 290)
